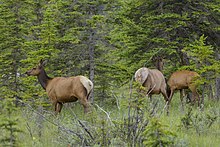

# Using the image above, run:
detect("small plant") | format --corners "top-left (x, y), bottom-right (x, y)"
top-left (142, 117), bottom-right (176, 147)
top-left (179, 106), bottom-right (218, 135)
top-left (180, 106), bottom-right (194, 130)
top-left (0, 99), bottom-right (23, 146)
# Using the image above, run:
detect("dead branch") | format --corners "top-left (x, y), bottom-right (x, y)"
top-left (95, 104), bottom-right (115, 127)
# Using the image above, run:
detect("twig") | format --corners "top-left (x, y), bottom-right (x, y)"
top-left (67, 106), bottom-right (95, 142)
top-left (95, 104), bottom-right (115, 127)
top-left (77, 119), bottom-right (94, 140)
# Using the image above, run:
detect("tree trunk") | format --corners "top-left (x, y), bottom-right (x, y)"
top-left (154, 56), bottom-right (164, 72)
top-left (215, 53), bottom-right (220, 100)
top-left (89, 30), bottom-right (95, 103)
top-left (177, 49), bottom-right (190, 66)
top-left (208, 84), bottom-right (214, 99)
top-left (216, 78), bottom-right (220, 100)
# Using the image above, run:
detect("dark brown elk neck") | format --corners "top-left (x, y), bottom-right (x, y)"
top-left (37, 68), bottom-right (52, 90)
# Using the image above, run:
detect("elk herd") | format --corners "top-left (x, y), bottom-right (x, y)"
top-left (26, 59), bottom-right (200, 115)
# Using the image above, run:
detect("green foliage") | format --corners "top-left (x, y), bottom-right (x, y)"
top-left (184, 35), bottom-right (214, 63)
top-left (183, 35), bottom-right (220, 73)
top-left (179, 106), bottom-right (218, 135)
top-left (0, 0), bottom-right (220, 146)
top-left (143, 117), bottom-right (176, 147)
top-left (0, 92), bottom-right (218, 146)
top-left (0, 99), bottom-right (23, 146)
top-left (109, 0), bottom-right (220, 81)
top-left (182, 35), bottom-right (220, 89)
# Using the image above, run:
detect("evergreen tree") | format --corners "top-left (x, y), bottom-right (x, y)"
top-left (109, 0), bottom-right (220, 81)
top-left (53, 0), bottom-right (117, 102)
top-left (0, 0), bottom-right (32, 145)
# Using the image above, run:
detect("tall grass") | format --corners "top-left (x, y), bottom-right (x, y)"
top-left (4, 91), bottom-right (219, 146)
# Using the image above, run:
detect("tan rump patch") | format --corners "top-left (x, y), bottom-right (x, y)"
top-left (79, 76), bottom-right (93, 95)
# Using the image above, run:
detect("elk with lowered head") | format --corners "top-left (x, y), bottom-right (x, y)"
top-left (167, 70), bottom-right (200, 108)
top-left (134, 67), bottom-right (169, 103)
top-left (26, 60), bottom-right (93, 114)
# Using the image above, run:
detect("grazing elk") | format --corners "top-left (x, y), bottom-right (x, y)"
top-left (134, 67), bottom-right (169, 103)
top-left (26, 60), bottom-right (93, 114)
top-left (167, 70), bottom-right (200, 108)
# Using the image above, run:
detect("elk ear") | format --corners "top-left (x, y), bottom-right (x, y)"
top-left (39, 59), bottom-right (47, 67)
top-left (140, 67), bottom-right (149, 84)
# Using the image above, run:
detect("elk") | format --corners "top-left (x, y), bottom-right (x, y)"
top-left (167, 70), bottom-right (200, 108)
top-left (26, 60), bottom-right (93, 114)
top-left (134, 67), bottom-right (169, 103)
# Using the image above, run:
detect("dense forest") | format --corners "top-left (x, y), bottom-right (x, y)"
top-left (0, 0), bottom-right (220, 146)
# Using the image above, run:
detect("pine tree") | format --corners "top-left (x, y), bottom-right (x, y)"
top-left (52, 0), bottom-right (117, 102)
top-left (0, 0), bottom-right (32, 145)
top-left (109, 0), bottom-right (220, 81)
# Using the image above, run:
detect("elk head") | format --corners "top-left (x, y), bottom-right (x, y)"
top-left (26, 59), bottom-right (47, 76)
top-left (134, 67), bottom-right (149, 85)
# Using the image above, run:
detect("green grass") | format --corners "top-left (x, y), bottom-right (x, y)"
top-left (1, 91), bottom-right (219, 146)
top-left (160, 94), bottom-right (220, 147)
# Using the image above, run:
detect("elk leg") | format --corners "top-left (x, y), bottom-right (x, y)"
top-left (161, 90), bottom-right (169, 115)
top-left (52, 101), bottom-right (60, 115)
top-left (186, 92), bottom-right (192, 103)
top-left (180, 89), bottom-right (184, 112)
top-left (56, 102), bottom-right (63, 113)
top-left (79, 97), bottom-right (90, 113)
top-left (168, 89), bottom-right (174, 105)
top-left (193, 91), bottom-right (200, 107)
top-left (166, 89), bottom-right (174, 115)
top-left (161, 89), bottom-right (169, 102)
top-left (52, 101), bottom-right (57, 112)
top-left (189, 85), bottom-right (200, 107)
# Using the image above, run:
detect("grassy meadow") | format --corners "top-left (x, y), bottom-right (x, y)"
top-left (1, 89), bottom-right (219, 147)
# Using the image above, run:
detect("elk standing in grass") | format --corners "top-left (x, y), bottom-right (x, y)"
top-left (26, 60), bottom-right (93, 114)
top-left (134, 67), bottom-right (169, 103)
top-left (167, 70), bottom-right (200, 109)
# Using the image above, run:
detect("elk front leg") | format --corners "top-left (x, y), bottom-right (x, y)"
top-left (79, 98), bottom-right (90, 113)
top-left (189, 85), bottom-right (200, 107)
top-left (51, 101), bottom-right (59, 115)
top-left (52, 101), bottom-right (57, 112)
top-left (56, 102), bottom-right (63, 113)
top-left (168, 89), bottom-right (174, 106)
top-left (180, 89), bottom-right (184, 112)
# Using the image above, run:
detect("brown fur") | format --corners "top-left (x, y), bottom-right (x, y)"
top-left (167, 70), bottom-right (200, 107)
top-left (26, 60), bottom-right (93, 114)
top-left (135, 67), bottom-right (169, 102)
